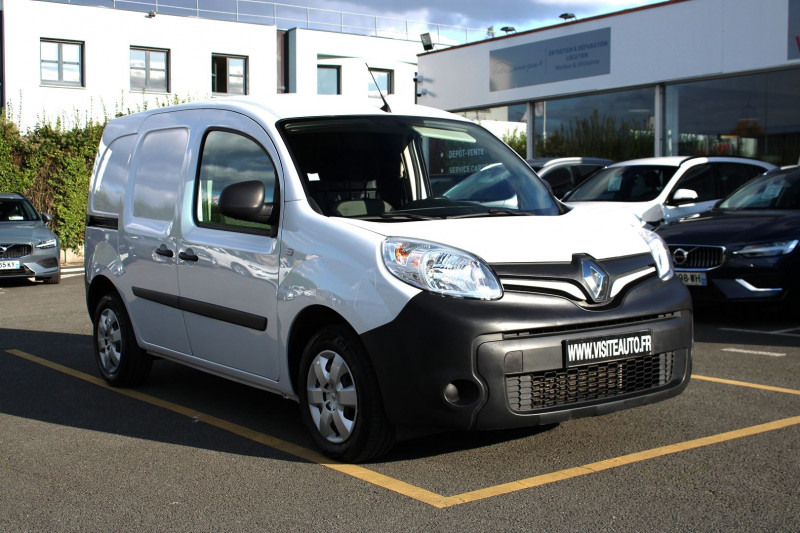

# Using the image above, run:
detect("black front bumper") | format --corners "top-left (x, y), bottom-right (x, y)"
top-left (360, 274), bottom-right (693, 431)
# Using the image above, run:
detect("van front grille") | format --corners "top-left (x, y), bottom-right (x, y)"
top-left (506, 352), bottom-right (675, 412)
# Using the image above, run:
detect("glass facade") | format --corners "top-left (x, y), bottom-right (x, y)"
top-left (500, 67), bottom-right (800, 166)
top-left (532, 88), bottom-right (655, 161)
top-left (665, 69), bottom-right (800, 165)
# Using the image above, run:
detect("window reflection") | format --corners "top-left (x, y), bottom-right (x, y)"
top-left (533, 88), bottom-right (655, 161)
top-left (665, 70), bottom-right (800, 165)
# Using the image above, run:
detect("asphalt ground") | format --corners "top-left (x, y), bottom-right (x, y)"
top-left (1, 271), bottom-right (798, 532)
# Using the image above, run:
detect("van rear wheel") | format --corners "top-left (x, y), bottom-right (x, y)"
top-left (93, 293), bottom-right (152, 386)
top-left (298, 325), bottom-right (395, 462)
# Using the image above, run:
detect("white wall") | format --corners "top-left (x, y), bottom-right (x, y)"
top-left (286, 28), bottom-right (421, 102)
top-left (3, 0), bottom-right (276, 131)
top-left (416, 0), bottom-right (799, 111)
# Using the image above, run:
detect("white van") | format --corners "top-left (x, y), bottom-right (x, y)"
top-left (85, 95), bottom-right (693, 462)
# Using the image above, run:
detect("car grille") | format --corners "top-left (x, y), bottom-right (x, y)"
top-left (506, 352), bottom-right (675, 412)
top-left (668, 245), bottom-right (724, 269)
top-left (0, 243), bottom-right (33, 259)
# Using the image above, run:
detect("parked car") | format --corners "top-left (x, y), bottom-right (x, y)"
top-left (562, 156), bottom-right (775, 225)
top-left (84, 95), bottom-right (693, 462)
top-left (527, 157), bottom-right (612, 198)
top-left (657, 166), bottom-right (800, 304)
top-left (0, 192), bottom-right (60, 284)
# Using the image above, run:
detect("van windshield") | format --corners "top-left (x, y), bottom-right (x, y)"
top-left (279, 116), bottom-right (560, 220)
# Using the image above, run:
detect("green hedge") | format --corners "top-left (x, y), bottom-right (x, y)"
top-left (0, 113), bottom-right (105, 257)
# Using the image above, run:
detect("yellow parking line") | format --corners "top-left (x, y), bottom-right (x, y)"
top-left (6, 349), bottom-right (800, 509)
top-left (693, 374), bottom-right (800, 396)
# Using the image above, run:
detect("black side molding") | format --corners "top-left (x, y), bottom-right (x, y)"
top-left (87, 215), bottom-right (119, 230)
top-left (132, 287), bottom-right (268, 331)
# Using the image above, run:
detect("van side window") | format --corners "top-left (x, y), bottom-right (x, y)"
top-left (92, 134), bottom-right (136, 215)
top-left (195, 130), bottom-right (276, 233)
top-left (132, 128), bottom-right (189, 223)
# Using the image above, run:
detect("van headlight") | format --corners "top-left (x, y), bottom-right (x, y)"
top-left (640, 229), bottom-right (673, 280)
top-left (382, 238), bottom-right (502, 300)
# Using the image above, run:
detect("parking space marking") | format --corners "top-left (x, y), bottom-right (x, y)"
top-left (693, 374), bottom-right (800, 396)
top-left (721, 348), bottom-right (786, 357)
top-left (6, 348), bottom-right (800, 509)
top-left (720, 327), bottom-right (800, 338)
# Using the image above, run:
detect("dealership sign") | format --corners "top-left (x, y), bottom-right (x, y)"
top-left (490, 28), bottom-right (611, 91)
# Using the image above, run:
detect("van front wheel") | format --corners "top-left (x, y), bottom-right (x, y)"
top-left (298, 325), bottom-right (395, 462)
top-left (93, 294), bottom-right (152, 386)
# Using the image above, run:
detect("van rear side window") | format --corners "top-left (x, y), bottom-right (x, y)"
top-left (92, 134), bottom-right (136, 215)
top-left (195, 130), bottom-right (276, 233)
top-left (132, 128), bottom-right (189, 223)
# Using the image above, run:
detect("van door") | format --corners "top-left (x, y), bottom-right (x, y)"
top-left (122, 120), bottom-right (192, 355)
top-left (176, 110), bottom-right (281, 380)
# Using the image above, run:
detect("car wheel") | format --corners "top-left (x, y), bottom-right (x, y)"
top-left (42, 270), bottom-right (61, 284)
top-left (93, 293), bottom-right (152, 386)
top-left (298, 325), bottom-right (395, 462)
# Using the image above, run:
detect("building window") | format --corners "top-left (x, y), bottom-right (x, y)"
top-left (664, 69), bottom-right (800, 164)
top-left (317, 66), bottom-right (340, 95)
top-left (368, 68), bottom-right (393, 98)
top-left (212, 55), bottom-right (247, 95)
top-left (533, 88), bottom-right (655, 161)
top-left (130, 47), bottom-right (169, 92)
top-left (40, 40), bottom-right (84, 86)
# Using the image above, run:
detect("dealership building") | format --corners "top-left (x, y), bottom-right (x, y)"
top-left (2, 0), bottom-right (799, 165)
top-left (417, 0), bottom-right (800, 165)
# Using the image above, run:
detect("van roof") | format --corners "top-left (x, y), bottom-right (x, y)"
top-left (106, 94), bottom-right (464, 131)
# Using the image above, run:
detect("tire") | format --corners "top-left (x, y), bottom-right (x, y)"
top-left (93, 293), bottom-right (152, 386)
top-left (42, 270), bottom-right (61, 284)
top-left (298, 325), bottom-right (395, 462)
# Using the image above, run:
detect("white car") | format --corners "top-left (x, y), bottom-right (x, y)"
top-left (84, 95), bottom-right (693, 462)
top-left (563, 156), bottom-right (775, 225)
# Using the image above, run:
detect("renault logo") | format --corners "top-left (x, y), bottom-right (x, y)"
top-left (581, 259), bottom-right (609, 302)
top-left (0, 246), bottom-right (6, 258)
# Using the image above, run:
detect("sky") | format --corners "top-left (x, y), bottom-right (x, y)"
top-left (287, 0), bottom-right (666, 36)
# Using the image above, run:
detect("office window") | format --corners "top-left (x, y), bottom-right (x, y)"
top-left (317, 66), bottom-right (340, 95)
top-left (368, 68), bottom-right (393, 98)
top-left (40, 40), bottom-right (84, 86)
top-left (130, 47), bottom-right (169, 92)
top-left (212, 55), bottom-right (247, 95)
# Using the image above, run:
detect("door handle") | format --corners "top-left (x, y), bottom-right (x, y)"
top-left (155, 244), bottom-right (174, 258)
top-left (179, 249), bottom-right (199, 262)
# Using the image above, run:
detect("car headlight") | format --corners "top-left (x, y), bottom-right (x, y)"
top-left (382, 238), bottom-right (502, 300)
top-left (640, 229), bottom-right (673, 281)
top-left (732, 240), bottom-right (798, 258)
top-left (35, 238), bottom-right (57, 249)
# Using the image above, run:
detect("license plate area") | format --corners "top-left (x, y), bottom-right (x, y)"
top-left (0, 260), bottom-right (21, 270)
top-left (677, 271), bottom-right (707, 286)
top-left (563, 329), bottom-right (653, 367)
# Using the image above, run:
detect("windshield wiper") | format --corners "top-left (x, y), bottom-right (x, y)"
top-left (449, 208), bottom-right (534, 219)
top-left (379, 212), bottom-right (437, 221)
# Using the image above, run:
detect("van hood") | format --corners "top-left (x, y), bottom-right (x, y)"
top-left (566, 201), bottom-right (663, 224)
top-left (342, 208), bottom-right (649, 263)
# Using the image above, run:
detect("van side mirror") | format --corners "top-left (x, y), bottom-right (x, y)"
top-left (219, 180), bottom-right (276, 224)
top-left (669, 188), bottom-right (698, 206)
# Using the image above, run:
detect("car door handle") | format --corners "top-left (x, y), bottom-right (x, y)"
top-left (179, 249), bottom-right (199, 262)
top-left (155, 244), bottom-right (174, 258)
